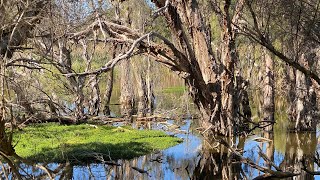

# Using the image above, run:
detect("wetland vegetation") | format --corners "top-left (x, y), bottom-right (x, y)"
top-left (13, 123), bottom-right (181, 163)
top-left (1, 0), bottom-right (320, 179)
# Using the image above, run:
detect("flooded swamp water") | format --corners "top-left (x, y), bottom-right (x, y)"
top-left (3, 119), bottom-right (320, 180)
top-left (3, 89), bottom-right (320, 179)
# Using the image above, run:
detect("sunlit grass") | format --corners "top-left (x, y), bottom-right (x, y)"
top-left (13, 123), bottom-right (182, 163)
top-left (160, 86), bottom-right (186, 93)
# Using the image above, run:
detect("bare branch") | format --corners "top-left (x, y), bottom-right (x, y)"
top-left (64, 32), bottom-right (153, 77)
top-left (217, 138), bottom-right (300, 179)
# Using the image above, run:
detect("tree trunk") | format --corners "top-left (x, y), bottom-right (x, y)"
top-left (218, 1), bottom-right (239, 136)
top-left (235, 72), bottom-right (251, 132)
top-left (0, 58), bottom-right (14, 156)
top-left (74, 76), bottom-right (85, 120)
top-left (163, 0), bottom-right (219, 133)
top-left (103, 68), bottom-right (114, 116)
top-left (152, 0), bottom-right (247, 136)
top-left (120, 59), bottom-right (134, 119)
top-left (11, 84), bottom-right (35, 115)
top-left (294, 54), bottom-right (317, 131)
top-left (88, 75), bottom-right (100, 116)
top-left (263, 49), bottom-right (275, 131)
top-left (0, 116), bottom-right (15, 156)
top-left (135, 69), bottom-right (148, 117)
top-left (286, 65), bottom-right (296, 120)
top-left (146, 57), bottom-right (155, 116)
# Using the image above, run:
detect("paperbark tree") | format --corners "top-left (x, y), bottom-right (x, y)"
top-left (0, 0), bottom-right (49, 156)
top-left (61, 0), bottom-right (250, 136)
top-left (146, 0), bottom-right (250, 136)
top-left (242, 0), bottom-right (320, 131)
top-left (103, 44), bottom-right (115, 117)
top-left (103, 68), bottom-right (114, 116)
top-left (263, 49), bottom-right (275, 131)
top-left (120, 57), bottom-right (134, 118)
top-left (294, 53), bottom-right (318, 131)
top-left (2, 0), bottom-right (320, 138)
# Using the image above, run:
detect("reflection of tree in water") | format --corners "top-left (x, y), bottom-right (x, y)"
top-left (2, 132), bottom-right (319, 179)
top-left (193, 137), bottom-right (245, 180)
top-left (280, 132), bottom-right (316, 180)
top-left (0, 159), bottom-right (74, 180)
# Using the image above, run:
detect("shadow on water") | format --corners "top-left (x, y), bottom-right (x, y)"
top-left (25, 141), bottom-right (154, 163)
top-left (2, 119), bottom-right (320, 179)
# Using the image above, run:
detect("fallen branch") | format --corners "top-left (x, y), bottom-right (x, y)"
top-left (257, 146), bottom-right (281, 171)
top-left (131, 166), bottom-right (150, 177)
top-left (217, 138), bottom-right (300, 179)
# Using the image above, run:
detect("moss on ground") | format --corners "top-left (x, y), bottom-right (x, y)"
top-left (13, 123), bottom-right (182, 163)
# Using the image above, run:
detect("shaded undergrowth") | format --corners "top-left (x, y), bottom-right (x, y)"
top-left (13, 123), bottom-right (182, 163)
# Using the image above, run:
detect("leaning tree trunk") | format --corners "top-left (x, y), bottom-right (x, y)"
top-left (103, 45), bottom-right (117, 116)
top-left (0, 0), bottom-right (47, 156)
top-left (11, 84), bottom-right (35, 116)
top-left (103, 68), bottom-right (114, 116)
top-left (53, 40), bottom-right (86, 121)
top-left (150, 0), bottom-right (248, 136)
top-left (263, 50), bottom-right (275, 131)
top-left (163, 0), bottom-right (219, 130)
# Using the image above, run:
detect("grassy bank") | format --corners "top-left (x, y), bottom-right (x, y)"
top-left (13, 123), bottom-right (182, 163)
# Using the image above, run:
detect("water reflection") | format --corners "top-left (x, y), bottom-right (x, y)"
top-left (279, 132), bottom-right (316, 180)
top-left (193, 137), bottom-right (244, 180)
top-left (2, 120), bottom-right (320, 179)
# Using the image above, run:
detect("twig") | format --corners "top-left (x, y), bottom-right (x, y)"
top-left (201, 124), bottom-right (213, 135)
top-left (216, 138), bottom-right (300, 179)
top-left (257, 146), bottom-right (281, 171)
top-left (152, 0), bottom-right (170, 18)
top-left (302, 159), bottom-right (320, 175)
top-left (64, 32), bottom-right (153, 77)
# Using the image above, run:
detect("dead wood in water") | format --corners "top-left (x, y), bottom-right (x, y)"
top-left (216, 138), bottom-right (300, 179)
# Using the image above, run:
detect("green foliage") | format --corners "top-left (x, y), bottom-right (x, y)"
top-left (210, 14), bottom-right (221, 42)
top-left (13, 123), bottom-right (182, 163)
top-left (161, 86), bottom-right (186, 93)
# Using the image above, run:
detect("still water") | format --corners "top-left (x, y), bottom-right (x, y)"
top-left (4, 119), bottom-right (320, 180)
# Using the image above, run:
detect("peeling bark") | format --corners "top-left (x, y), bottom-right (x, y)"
top-left (294, 54), bottom-right (317, 131)
top-left (120, 58), bottom-right (134, 118)
top-left (263, 50), bottom-right (275, 131)
top-left (134, 68), bottom-right (148, 117)
top-left (88, 75), bottom-right (100, 116)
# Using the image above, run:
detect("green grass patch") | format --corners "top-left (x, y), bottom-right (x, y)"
top-left (13, 123), bottom-right (182, 163)
top-left (161, 86), bottom-right (186, 93)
